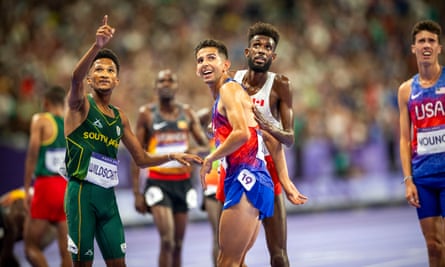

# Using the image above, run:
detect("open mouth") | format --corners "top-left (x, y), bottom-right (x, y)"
top-left (201, 69), bottom-right (213, 78)
top-left (254, 56), bottom-right (266, 64)
top-left (422, 50), bottom-right (432, 57)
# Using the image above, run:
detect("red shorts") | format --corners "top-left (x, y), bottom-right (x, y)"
top-left (265, 155), bottom-right (282, 195)
top-left (31, 175), bottom-right (67, 222)
top-left (215, 155), bottom-right (282, 203)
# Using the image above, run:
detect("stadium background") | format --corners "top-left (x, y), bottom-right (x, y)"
top-left (1, 0), bottom-right (445, 224)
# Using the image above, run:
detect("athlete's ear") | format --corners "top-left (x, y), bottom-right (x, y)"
top-left (244, 48), bottom-right (250, 58)
top-left (223, 59), bottom-right (231, 72)
top-left (271, 51), bottom-right (277, 60)
top-left (411, 44), bottom-right (416, 54)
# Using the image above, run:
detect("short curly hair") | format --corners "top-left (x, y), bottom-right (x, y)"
top-left (247, 22), bottom-right (280, 48)
top-left (92, 48), bottom-right (120, 74)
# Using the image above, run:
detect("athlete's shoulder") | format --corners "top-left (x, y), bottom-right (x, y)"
top-left (31, 112), bottom-right (52, 124)
top-left (398, 78), bottom-right (414, 103)
top-left (138, 103), bottom-right (156, 113)
top-left (273, 73), bottom-right (290, 85)
top-left (398, 77), bottom-right (414, 92)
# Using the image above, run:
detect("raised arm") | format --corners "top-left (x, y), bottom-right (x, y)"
top-left (65, 15), bottom-right (115, 134)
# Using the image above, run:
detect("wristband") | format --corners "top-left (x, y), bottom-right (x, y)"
top-left (402, 175), bottom-right (412, 184)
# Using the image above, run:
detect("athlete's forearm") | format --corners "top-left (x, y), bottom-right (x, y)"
top-left (72, 43), bottom-right (102, 86)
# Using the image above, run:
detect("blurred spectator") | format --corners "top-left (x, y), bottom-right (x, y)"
top-left (1, 0), bottom-right (444, 184)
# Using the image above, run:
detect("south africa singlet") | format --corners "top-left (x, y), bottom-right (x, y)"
top-left (64, 95), bottom-right (126, 261)
top-left (34, 113), bottom-right (65, 176)
top-left (65, 94), bottom-right (123, 182)
top-left (409, 67), bottom-right (445, 179)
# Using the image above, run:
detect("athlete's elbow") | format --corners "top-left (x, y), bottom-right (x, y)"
top-left (283, 137), bottom-right (294, 147)
top-left (236, 129), bottom-right (250, 144)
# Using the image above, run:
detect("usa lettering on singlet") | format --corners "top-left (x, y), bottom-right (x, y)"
top-left (409, 68), bottom-right (445, 177)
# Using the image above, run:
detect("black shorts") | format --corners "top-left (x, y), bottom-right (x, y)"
top-left (143, 179), bottom-right (197, 213)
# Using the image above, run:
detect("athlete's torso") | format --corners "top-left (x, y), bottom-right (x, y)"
top-left (147, 104), bottom-right (191, 176)
top-left (409, 67), bottom-right (445, 178)
top-left (65, 94), bottom-right (123, 179)
top-left (234, 70), bottom-right (281, 129)
top-left (212, 79), bottom-right (268, 178)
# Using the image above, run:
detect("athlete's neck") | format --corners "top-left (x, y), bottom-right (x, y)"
top-left (419, 64), bottom-right (442, 87)
top-left (243, 70), bottom-right (268, 95)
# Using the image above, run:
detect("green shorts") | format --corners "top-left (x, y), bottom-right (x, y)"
top-left (65, 178), bottom-right (126, 262)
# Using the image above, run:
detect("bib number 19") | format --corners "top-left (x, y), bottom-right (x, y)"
top-left (237, 169), bottom-right (256, 191)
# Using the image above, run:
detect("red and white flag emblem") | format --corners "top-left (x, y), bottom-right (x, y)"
top-left (252, 98), bottom-right (265, 106)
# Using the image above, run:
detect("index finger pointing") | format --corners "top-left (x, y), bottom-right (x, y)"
top-left (103, 15), bottom-right (108, 25)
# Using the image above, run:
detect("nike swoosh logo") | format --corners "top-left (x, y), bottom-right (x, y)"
top-left (411, 92), bottom-right (422, 100)
top-left (153, 121), bottom-right (168, 130)
top-left (223, 199), bottom-right (232, 208)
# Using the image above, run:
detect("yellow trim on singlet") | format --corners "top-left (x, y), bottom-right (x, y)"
top-left (77, 182), bottom-right (83, 261)
top-left (41, 113), bottom-right (58, 146)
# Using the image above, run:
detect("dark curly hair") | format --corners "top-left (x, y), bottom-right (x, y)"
top-left (247, 22), bottom-right (280, 48)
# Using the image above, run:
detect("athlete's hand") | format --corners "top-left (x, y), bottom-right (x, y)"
top-left (253, 106), bottom-right (273, 133)
top-left (405, 179), bottom-right (420, 208)
top-left (200, 157), bottom-right (212, 190)
top-left (170, 152), bottom-right (203, 166)
top-left (134, 193), bottom-right (147, 214)
top-left (96, 15), bottom-right (115, 48)
top-left (283, 182), bottom-right (308, 205)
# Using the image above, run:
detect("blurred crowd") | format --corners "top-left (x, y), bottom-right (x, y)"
top-left (1, 0), bottom-right (444, 180)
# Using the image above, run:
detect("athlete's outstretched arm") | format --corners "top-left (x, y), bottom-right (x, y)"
top-left (262, 130), bottom-right (307, 205)
top-left (120, 109), bottom-right (202, 169)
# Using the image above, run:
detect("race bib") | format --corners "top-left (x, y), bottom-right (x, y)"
top-left (45, 148), bottom-right (66, 173)
top-left (237, 169), bottom-right (256, 191)
top-left (417, 126), bottom-right (445, 155)
top-left (85, 152), bottom-right (119, 188)
top-left (145, 186), bottom-right (163, 206)
top-left (186, 188), bottom-right (198, 209)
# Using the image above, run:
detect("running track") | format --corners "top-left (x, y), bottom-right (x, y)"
top-left (15, 205), bottom-right (427, 267)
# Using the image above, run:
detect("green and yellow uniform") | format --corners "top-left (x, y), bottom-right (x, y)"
top-left (64, 94), bottom-right (126, 261)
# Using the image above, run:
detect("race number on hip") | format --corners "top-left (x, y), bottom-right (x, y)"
top-left (237, 169), bottom-right (256, 191)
